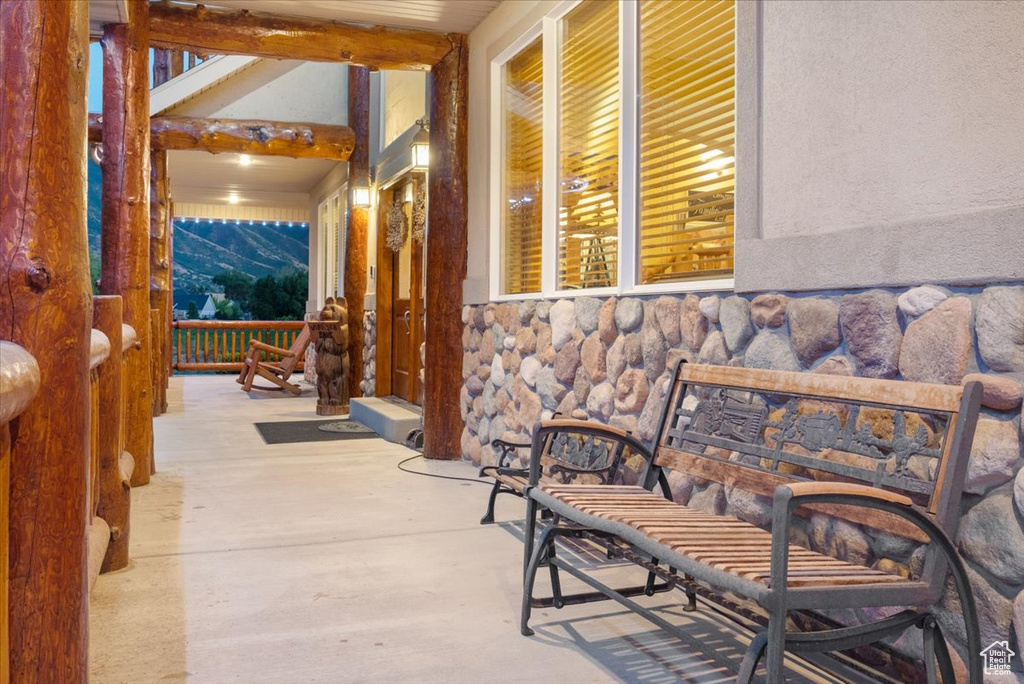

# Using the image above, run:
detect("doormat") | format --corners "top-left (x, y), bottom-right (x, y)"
top-left (254, 419), bottom-right (377, 445)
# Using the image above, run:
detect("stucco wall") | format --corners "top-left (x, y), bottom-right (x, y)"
top-left (168, 59), bottom-right (348, 126)
top-left (381, 70), bottom-right (427, 150)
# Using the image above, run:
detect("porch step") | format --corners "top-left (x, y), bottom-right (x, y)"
top-left (350, 397), bottom-right (421, 444)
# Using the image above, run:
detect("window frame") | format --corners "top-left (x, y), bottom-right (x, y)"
top-left (489, 0), bottom-right (736, 302)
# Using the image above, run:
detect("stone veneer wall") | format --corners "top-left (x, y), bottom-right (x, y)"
top-left (360, 311), bottom-right (376, 397)
top-left (460, 285), bottom-right (1024, 669)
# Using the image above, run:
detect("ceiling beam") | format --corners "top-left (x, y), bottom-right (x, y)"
top-left (89, 114), bottom-right (354, 161)
top-left (149, 2), bottom-right (458, 71)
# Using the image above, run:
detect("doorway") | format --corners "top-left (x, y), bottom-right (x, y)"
top-left (375, 173), bottom-right (425, 405)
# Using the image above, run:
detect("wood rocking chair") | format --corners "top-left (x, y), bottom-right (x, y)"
top-left (236, 325), bottom-right (312, 396)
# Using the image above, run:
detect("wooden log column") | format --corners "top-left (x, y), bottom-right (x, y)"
top-left (423, 37), bottom-right (468, 461)
top-left (0, 1), bottom-right (92, 680)
top-left (150, 150), bottom-right (170, 415)
top-left (101, 0), bottom-right (154, 486)
top-left (92, 297), bottom-right (132, 571)
top-left (345, 66), bottom-right (370, 400)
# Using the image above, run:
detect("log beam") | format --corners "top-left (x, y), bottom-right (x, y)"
top-left (89, 114), bottom-right (355, 161)
top-left (423, 38), bottom-right (469, 461)
top-left (150, 150), bottom-right (170, 415)
top-left (101, 0), bottom-right (154, 487)
top-left (93, 297), bottom-right (132, 572)
top-left (0, 0), bottom-right (92, 680)
top-left (345, 66), bottom-right (370, 400)
top-left (149, 2), bottom-right (454, 71)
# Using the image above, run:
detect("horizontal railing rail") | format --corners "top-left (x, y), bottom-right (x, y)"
top-left (171, 320), bottom-right (306, 372)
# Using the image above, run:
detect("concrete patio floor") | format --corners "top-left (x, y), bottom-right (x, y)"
top-left (89, 375), bottom-right (857, 684)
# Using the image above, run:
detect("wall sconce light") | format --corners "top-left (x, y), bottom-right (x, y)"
top-left (411, 119), bottom-right (430, 172)
top-left (351, 178), bottom-right (371, 208)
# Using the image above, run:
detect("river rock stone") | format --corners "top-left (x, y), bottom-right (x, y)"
top-left (963, 373), bottom-right (1023, 410)
top-left (536, 323), bottom-right (555, 365)
top-left (653, 296), bottom-right (681, 346)
top-left (463, 351), bottom-right (480, 380)
top-left (614, 368), bottom-right (650, 414)
top-left (549, 300), bottom-right (576, 352)
top-left (689, 483), bottom-right (726, 515)
top-left (483, 305), bottom-right (496, 328)
top-left (494, 303), bottom-right (518, 333)
top-left (638, 375), bottom-right (671, 442)
top-left (466, 374), bottom-right (485, 396)
top-left (788, 298), bottom-right (840, 367)
top-left (472, 306), bottom-right (487, 331)
top-left (482, 383), bottom-right (497, 418)
top-left (624, 333), bottom-right (643, 367)
top-left (958, 486), bottom-right (1024, 585)
top-left (976, 286), bottom-right (1024, 372)
top-left (536, 367), bottom-right (567, 410)
top-left (964, 417), bottom-right (1022, 495)
top-left (607, 337), bottom-right (627, 386)
top-left (666, 470), bottom-right (695, 505)
top-left (898, 285), bottom-right (948, 318)
top-left (720, 296), bottom-right (754, 353)
top-left (580, 333), bottom-right (607, 383)
top-left (478, 417), bottom-right (490, 444)
top-left (814, 356), bottom-right (854, 376)
top-left (535, 300), bottom-right (552, 321)
top-left (598, 298), bottom-right (618, 346)
top-left (750, 294), bottom-right (788, 329)
top-left (462, 306), bottom-right (470, 325)
top-left (468, 328), bottom-right (481, 352)
top-left (490, 353), bottom-right (505, 386)
top-left (610, 414), bottom-right (639, 435)
top-left (515, 327), bottom-right (537, 355)
top-left (502, 350), bottom-right (522, 376)
top-left (479, 329), bottom-right (496, 361)
top-left (699, 296), bottom-right (721, 324)
top-left (839, 290), bottom-right (902, 378)
top-left (697, 330), bottom-right (730, 366)
top-left (744, 331), bottom-right (800, 371)
top-left (680, 294), bottom-right (707, 353)
top-left (641, 322), bottom-right (667, 382)
top-left (573, 367), bottom-right (592, 404)
top-left (666, 348), bottom-right (693, 371)
top-left (476, 362), bottom-right (491, 382)
top-left (938, 562), bottom-right (1011, 647)
top-left (899, 297), bottom-right (972, 385)
top-left (495, 388), bottom-right (510, 414)
top-left (502, 333), bottom-right (516, 351)
top-left (519, 300), bottom-right (536, 324)
top-left (554, 341), bottom-right (581, 385)
top-left (556, 390), bottom-right (579, 418)
top-left (615, 298), bottom-right (644, 333)
top-left (520, 356), bottom-right (542, 388)
top-left (586, 382), bottom-right (615, 420)
top-left (725, 486), bottom-right (772, 527)
top-left (518, 385), bottom-right (543, 426)
top-left (575, 296), bottom-right (602, 334)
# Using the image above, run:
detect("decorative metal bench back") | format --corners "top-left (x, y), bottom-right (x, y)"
top-left (653, 362), bottom-right (980, 537)
top-left (533, 422), bottom-right (643, 486)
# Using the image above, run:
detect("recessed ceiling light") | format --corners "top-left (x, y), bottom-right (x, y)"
top-left (228, 193), bottom-right (240, 204)
top-left (239, 154), bottom-right (252, 166)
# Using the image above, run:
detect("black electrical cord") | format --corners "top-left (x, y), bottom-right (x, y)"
top-left (396, 452), bottom-right (491, 485)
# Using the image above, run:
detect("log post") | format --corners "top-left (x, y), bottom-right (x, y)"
top-left (423, 36), bottom-right (468, 461)
top-left (169, 48), bottom-right (184, 79)
top-left (345, 66), bottom-right (370, 400)
top-left (0, 0), bottom-right (91, 680)
top-left (101, 0), bottom-right (153, 486)
top-left (93, 297), bottom-right (132, 571)
top-left (150, 150), bottom-right (170, 416)
top-left (153, 47), bottom-right (171, 86)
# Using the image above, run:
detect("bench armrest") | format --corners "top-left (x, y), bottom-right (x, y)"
top-left (527, 419), bottom-right (652, 488)
top-left (781, 481), bottom-right (913, 507)
top-left (248, 340), bottom-right (296, 357)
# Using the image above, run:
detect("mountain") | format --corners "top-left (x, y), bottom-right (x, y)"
top-left (87, 159), bottom-right (309, 292)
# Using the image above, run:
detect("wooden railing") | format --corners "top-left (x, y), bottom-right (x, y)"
top-left (172, 320), bottom-right (306, 372)
top-left (0, 341), bottom-right (41, 683)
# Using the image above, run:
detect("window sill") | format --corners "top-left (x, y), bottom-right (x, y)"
top-left (488, 277), bottom-right (734, 303)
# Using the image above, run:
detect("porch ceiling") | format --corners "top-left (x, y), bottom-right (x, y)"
top-left (187, 0), bottom-right (501, 34)
top-left (168, 150), bottom-right (339, 210)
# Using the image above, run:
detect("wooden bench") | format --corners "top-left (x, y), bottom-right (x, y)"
top-left (519, 361), bottom-right (983, 683)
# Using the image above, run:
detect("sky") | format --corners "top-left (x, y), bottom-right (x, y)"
top-left (87, 43), bottom-right (156, 113)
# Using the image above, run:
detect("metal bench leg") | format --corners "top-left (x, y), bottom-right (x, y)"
top-left (922, 616), bottom-right (956, 684)
top-left (522, 524), bottom-right (558, 636)
top-left (548, 534), bottom-right (564, 609)
top-left (682, 572), bottom-right (697, 611)
top-left (480, 480), bottom-right (504, 524)
top-left (764, 610), bottom-right (787, 684)
top-left (736, 632), bottom-right (768, 684)
top-left (522, 497), bottom-right (538, 581)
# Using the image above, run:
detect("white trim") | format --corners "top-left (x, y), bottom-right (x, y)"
top-left (487, 56), bottom-right (504, 302)
top-left (150, 55), bottom-right (260, 115)
top-left (541, 15), bottom-right (559, 295)
top-left (625, 278), bottom-right (736, 296)
top-left (618, 0), bottom-right (638, 293)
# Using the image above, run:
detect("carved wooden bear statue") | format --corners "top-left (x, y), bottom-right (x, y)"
top-left (314, 296), bottom-right (350, 415)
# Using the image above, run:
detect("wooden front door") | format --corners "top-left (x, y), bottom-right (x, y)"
top-left (376, 175), bottom-right (424, 405)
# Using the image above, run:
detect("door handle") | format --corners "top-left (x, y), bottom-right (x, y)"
top-left (402, 310), bottom-right (411, 333)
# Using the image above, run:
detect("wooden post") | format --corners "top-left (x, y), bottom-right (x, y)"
top-left (423, 37), bottom-right (468, 461)
top-left (169, 48), bottom-right (184, 79)
top-left (150, 150), bottom-right (170, 416)
top-left (93, 297), bottom-right (132, 572)
top-left (101, 0), bottom-right (153, 486)
top-left (345, 66), bottom-right (370, 400)
top-left (0, 0), bottom-right (91, 680)
top-left (153, 47), bottom-right (171, 86)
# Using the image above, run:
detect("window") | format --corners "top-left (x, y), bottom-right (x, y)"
top-left (558, 0), bottom-right (618, 290)
top-left (501, 36), bottom-right (544, 295)
top-left (493, 0), bottom-right (736, 298)
top-left (638, 0), bottom-right (735, 284)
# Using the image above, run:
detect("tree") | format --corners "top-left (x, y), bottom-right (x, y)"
top-left (213, 297), bottom-right (242, 320)
top-left (247, 269), bottom-right (308, 320)
top-left (186, 300), bottom-right (200, 320)
top-left (212, 269), bottom-right (254, 311)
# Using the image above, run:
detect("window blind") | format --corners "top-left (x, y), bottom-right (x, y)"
top-left (558, 0), bottom-right (619, 290)
top-left (638, 0), bottom-right (735, 285)
top-left (502, 36), bottom-right (544, 295)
